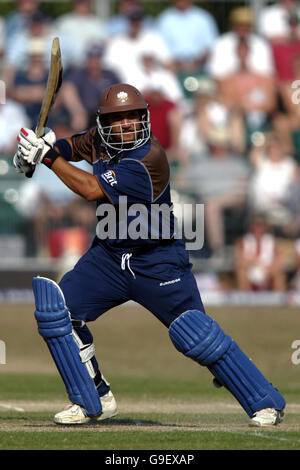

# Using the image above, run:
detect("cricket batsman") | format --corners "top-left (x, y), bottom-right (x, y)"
top-left (13, 83), bottom-right (285, 426)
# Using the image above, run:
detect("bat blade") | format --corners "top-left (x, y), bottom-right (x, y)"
top-left (35, 37), bottom-right (63, 137)
top-left (26, 37), bottom-right (63, 177)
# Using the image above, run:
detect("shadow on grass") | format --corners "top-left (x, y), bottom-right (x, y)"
top-left (22, 417), bottom-right (205, 430)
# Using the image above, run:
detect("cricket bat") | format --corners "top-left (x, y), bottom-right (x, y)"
top-left (25, 37), bottom-right (63, 178)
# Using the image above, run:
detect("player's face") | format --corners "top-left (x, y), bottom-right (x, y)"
top-left (107, 110), bottom-right (142, 144)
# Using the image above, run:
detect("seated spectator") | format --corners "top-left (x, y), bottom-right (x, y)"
top-left (179, 76), bottom-right (246, 160)
top-left (4, 10), bottom-right (56, 88)
top-left (55, 0), bottom-right (106, 68)
top-left (219, 37), bottom-right (277, 149)
top-left (177, 89), bottom-right (208, 162)
top-left (5, 0), bottom-right (42, 46)
top-left (280, 172), bottom-right (300, 237)
top-left (258, 0), bottom-right (300, 43)
top-left (139, 53), bottom-right (184, 104)
top-left (61, 44), bottom-right (121, 131)
top-left (143, 81), bottom-right (185, 164)
top-left (208, 7), bottom-right (274, 81)
top-left (0, 16), bottom-right (5, 77)
top-left (179, 127), bottom-right (250, 256)
top-left (271, 10), bottom-right (300, 84)
top-left (0, 99), bottom-right (29, 155)
top-left (270, 12), bottom-right (300, 153)
top-left (248, 132), bottom-right (299, 230)
top-left (156, 0), bottom-right (218, 73)
top-left (106, 0), bottom-right (153, 36)
top-left (16, 159), bottom-right (95, 260)
top-left (8, 38), bottom-right (48, 128)
top-left (6, 28), bottom-right (73, 138)
top-left (234, 214), bottom-right (286, 291)
top-left (291, 238), bottom-right (300, 289)
top-left (103, 8), bottom-right (172, 89)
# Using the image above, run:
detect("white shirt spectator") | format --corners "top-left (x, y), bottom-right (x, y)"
top-left (258, 2), bottom-right (300, 40)
top-left (249, 155), bottom-right (297, 214)
top-left (0, 100), bottom-right (29, 154)
top-left (102, 30), bottom-right (172, 89)
top-left (208, 32), bottom-right (275, 79)
top-left (55, 12), bottom-right (106, 67)
top-left (139, 65), bottom-right (184, 104)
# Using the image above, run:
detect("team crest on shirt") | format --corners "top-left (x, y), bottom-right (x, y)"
top-left (117, 91), bottom-right (128, 103)
top-left (101, 169), bottom-right (117, 186)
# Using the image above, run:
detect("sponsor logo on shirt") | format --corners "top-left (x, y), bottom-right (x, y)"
top-left (101, 169), bottom-right (117, 186)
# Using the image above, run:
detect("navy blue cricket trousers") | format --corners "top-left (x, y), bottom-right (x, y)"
top-left (59, 238), bottom-right (205, 327)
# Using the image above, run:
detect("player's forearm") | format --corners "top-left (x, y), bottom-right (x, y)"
top-left (51, 157), bottom-right (104, 201)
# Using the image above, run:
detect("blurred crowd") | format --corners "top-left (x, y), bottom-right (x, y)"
top-left (2, 0), bottom-right (300, 291)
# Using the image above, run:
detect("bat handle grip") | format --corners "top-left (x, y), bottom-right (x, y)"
top-left (25, 164), bottom-right (36, 178)
top-left (25, 125), bottom-right (42, 177)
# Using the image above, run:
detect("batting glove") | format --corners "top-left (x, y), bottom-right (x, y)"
top-left (13, 151), bottom-right (33, 175)
top-left (17, 127), bottom-right (59, 168)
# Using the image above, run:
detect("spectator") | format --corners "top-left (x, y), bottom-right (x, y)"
top-left (219, 36), bottom-right (277, 148)
top-left (291, 238), bottom-right (300, 289)
top-left (106, 0), bottom-right (152, 36)
top-left (5, 0), bottom-right (41, 45)
top-left (8, 37), bottom-right (71, 140)
top-left (208, 7), bottom-right (275, 81)
top-left (179, 76), bottom-right (246, 159)
top-left (179, 126), bottom-right (250, 256)
top-left (258, 0), bottom-right (300, 43)
top-left (8, 38), bottom-right (48, 128)
top-left (280, 170), bottom-right (300, 237)
top-left (234, 213), bottom-right (286, 291)
top-left (271, 10), bottom-right (300, 84)
top-left (0, 16), bottom-right (6, 77)
top-left (139, 53), bottom-right (184, 104)
top-left (248, 132), bottom-right (299, 230)
top-left (4, 11), bottom-right (56, 88)
top-left (16, 160), bottom-right (94, 260)
top-left (143, 81), bottom-right (184, 164)
top-left (61, 44), bottom-right (121, 131)
top-left (103, 8), bottom-right (172, 90)
top-left (270, 11), bottom-right (300, 153)
top-left (156, 0), bottom-right (218, 73)
top-left (0, 99), bottom-right (29, 155)
top-left (55, 0), bottom-right (106, 68)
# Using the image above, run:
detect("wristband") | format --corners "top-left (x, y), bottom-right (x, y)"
top-left (42, 147), bottom-right (60, 169)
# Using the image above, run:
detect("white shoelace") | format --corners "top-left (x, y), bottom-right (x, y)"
top-left (121, 253), bottom-right (136, 278)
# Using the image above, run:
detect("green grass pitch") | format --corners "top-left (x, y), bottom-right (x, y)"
top-left (1, 303), bottom-right (300, 450)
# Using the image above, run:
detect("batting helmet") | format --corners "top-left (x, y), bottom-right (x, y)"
top-left (96, 83), bottom-right (151, 153)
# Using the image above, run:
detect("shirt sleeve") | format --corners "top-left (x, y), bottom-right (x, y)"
top-left (96, 158), bottom-right (153, 204)
top-left (71, 129), bottom-right (96, 163)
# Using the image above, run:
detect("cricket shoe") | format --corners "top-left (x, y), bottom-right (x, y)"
top-left (54, 391), bottom-right (118, 425)
top-left (249, 408), bottom-right (285, 427)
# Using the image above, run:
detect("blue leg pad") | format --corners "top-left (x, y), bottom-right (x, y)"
top-left (169, 310), bottom-right (285, 417)
top-left (33, 277), bottom-right (102, 417)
